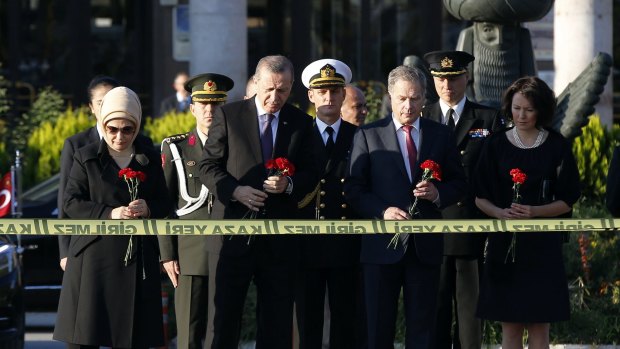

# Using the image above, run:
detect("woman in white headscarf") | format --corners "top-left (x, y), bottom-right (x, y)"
top-left (54, 87), bottom-right (171, 349)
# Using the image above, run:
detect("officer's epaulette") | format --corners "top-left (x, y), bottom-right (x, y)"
top-left (163, 132), bottom-right (190, 144)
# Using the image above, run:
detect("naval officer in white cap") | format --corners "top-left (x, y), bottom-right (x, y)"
top-left (296, 59), bottom-right (363, 349)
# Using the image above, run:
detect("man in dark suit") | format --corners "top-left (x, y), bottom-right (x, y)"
top-left (199, 55), bottom-right (317, 349)
top-left (296, 59), bottom-right (360, 348)
top-left (159, 73), bottom-right (233, 349)
top-left (345, 65), bottom-right (466, 349)
top-left (159, 71), bottom-right (191, 117)
top-left (422, 50), bottom-right (504, 349)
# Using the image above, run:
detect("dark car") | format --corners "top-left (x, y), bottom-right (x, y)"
top-left (0, 235), bottom-right (25, 349)
top-left (19, 174), bottom-right (62, 312)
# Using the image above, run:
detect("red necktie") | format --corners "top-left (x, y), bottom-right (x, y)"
top-left (402, 125), bottom-right (417, 180)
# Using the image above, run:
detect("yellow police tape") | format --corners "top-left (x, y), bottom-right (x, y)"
top-left (0, 218), bottom-right (619, 235)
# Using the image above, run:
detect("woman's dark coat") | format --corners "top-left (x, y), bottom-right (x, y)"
top-left (53, 139), bottom-right (170, 348)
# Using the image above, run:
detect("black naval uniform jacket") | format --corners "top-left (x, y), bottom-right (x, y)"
top-left (159, 129), bottom-right (211, 276)
top-left (422, 99), bottom-right (503, 257)
top-left (298, 120), bottom-right (360, 267)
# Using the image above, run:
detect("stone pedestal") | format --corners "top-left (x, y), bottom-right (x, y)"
top-left (554, 0), bottom-right (613, 126)
top-left (189, 0), bottom-right (247, 101)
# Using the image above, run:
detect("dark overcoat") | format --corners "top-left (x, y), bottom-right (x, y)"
top-left (53, 138), bottom-right (170, 348)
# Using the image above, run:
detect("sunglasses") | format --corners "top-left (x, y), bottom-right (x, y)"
top-left (106, 125), bottom-right (136, 135)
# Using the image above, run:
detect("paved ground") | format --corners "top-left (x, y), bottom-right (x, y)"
top-left (25, 312), bottom-right (62, 349)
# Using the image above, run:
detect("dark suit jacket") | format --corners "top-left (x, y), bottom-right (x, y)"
top-left (57, 128), bottom-right (154, 259)
top-left (58, 127), bottom-right (100, 220)
top-left (299, 120), bottom-right (360, 267)
top-left (159, 129), bottom-right (211, 275)
top-left (422, 100), bottom-right (503, 256)
top-left (199, 97), bottom-right (317, 258)
top-left (607, 146), bottom-right (620, 217)
top-left (159, 94), bottom-right (190, 117)
top-left (345, 116), bottom-right (466, 265)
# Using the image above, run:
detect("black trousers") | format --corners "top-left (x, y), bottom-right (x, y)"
top-left (208, 242), bottom-right (298, 349)
top-left (363, 246), bottom-right (440, 349)
top-left (432, 255), bottom-right (481, 349)
top-left (296, 265), bottom-right (360, 349)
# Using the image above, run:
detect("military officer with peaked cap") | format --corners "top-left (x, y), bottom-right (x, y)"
top-left (422, 50), bottom-right (504, 349)
top-left (159, 73), bottom-right (233, 349)
top-left (296, 59), bottom-right (362, 349)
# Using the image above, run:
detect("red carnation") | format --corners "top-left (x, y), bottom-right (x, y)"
top-left (420, 159), bottom-right (442, 182)
top-left (118, 168), bottom-right (147, 202)
top-left (265, 157), bottom-right (296, 177)
top-left (389, 159), bottom-right (442, 249)
top-left (510, 168), bottom-right (527, 185)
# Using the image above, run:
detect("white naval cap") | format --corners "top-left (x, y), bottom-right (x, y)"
top-left (301, 58), bottom-right (352, 89)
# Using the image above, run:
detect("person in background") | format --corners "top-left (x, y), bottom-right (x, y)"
top-left (244, 74), bottom-right (257, 100)
top-left (54, 87), bottom-right (171, 349)
top-left (474, 76), bottom-right (580, 349)
top-left (57, 76), bottom-right (153, 271)
top-left (422, 50), bottom-right (503, 349)
top-left (198, 55), bottom-right (317, 349)
top-left (159, 71), bottom-right (191, 116)
top-left (606, 145), bottom-right (620, 217)
top-left (345, 65), bottom-right (466, 349)
top-left (340, 84), bottom-right (368, 126)
top-left (296, 59), bottom-right (361, 349)
top-left (159, 73), bottom-right (233, 349)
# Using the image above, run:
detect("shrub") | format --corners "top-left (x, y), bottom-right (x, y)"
top-left (572, 116), bottom-right (620, 204)
top-left (353, 80), bottom-right (386, 124)
top-left (0, 63), bottom-right (9, 117)
top-left (143, 111), bottom-right (195, 145)
top-left (0, 138), bottom-right (9, 175)
top-left (10, 86), bottom-right (65, 154)
top-left (23, 107), bottom-right (92, 187)
top-left (0, 66), bottom-right (10, 174)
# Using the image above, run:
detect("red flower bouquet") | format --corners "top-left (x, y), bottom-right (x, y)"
top-left (388, 160), bottom-right (442, 249)
top-left (241, 158), bottom-right (296, 243)
top-left (118, 168), bottom-right (147, 266)
top-left (266, 157), bottom-right (296, 177)
top-left (506, 168), bottom-right (527, 262)
top-left (119, 168), bottom-right (147, 201)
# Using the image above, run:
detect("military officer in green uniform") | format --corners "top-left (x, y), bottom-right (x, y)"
top-left (159, 73), bottom-right (233, 349)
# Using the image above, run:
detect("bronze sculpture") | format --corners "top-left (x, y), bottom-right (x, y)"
top-left (445, 0), bottom-right (612, 139)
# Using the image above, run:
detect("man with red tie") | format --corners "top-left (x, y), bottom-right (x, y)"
top-left (345, 65), bottom-right (466, 349)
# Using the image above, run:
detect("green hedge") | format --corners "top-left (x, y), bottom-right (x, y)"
top-left (143, 111), bottom-right (195, 145)
top-left (23, 107), bottom-right (92, 187)
top-left (572, 116), bottom-right (620, 204)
